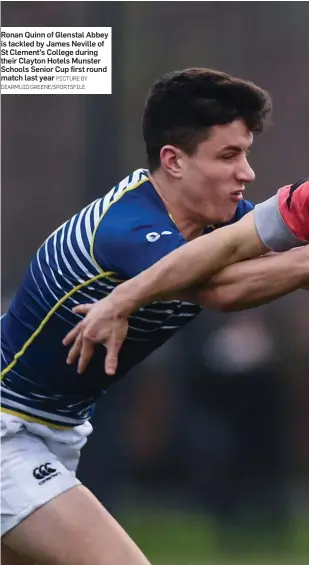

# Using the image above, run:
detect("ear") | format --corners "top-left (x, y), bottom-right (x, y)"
top-left (159, 145), bottom-right (185, 178)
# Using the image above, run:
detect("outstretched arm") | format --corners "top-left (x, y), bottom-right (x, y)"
top-left (63, 244), bottom-right (309, 374)
top-left (106, 211), bottom-right (266, 311)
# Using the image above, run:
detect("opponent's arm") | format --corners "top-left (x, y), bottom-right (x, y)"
top-left (175, 246), bottom-right (309, 311)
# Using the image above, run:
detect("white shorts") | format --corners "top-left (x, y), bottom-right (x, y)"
top-left (1, 412), bottom-right (93, 536)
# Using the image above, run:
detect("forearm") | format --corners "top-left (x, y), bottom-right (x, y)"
top-left (112, 212), bottom-right (267, 313)
top-left (189, 246), bottom-right (309, 311)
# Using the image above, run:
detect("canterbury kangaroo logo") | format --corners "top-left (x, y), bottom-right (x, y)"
top-left (33, 462), bottom-right (57, 480)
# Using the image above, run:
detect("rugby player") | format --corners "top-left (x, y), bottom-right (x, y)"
top-left (64, 179), bottom-right (308, 376)
top-left (1, 68), bottom-right (308, 565)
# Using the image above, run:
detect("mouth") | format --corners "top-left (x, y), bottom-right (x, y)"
top-left (230, 190), bottom-right (244, 202)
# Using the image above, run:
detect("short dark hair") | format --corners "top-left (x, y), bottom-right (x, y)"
top-left (142, 68), bottom-right (272, 172)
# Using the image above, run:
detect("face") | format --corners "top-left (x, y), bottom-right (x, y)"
top-left (161, 119), bottom-right (256, 224)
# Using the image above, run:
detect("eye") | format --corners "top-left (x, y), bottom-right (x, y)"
top-left (220, 153), bottom-right (236, 160)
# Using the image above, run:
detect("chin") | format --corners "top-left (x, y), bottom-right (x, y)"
top-left (214, 206), bottom-right (238, 225)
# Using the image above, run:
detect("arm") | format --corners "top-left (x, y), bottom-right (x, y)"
top-left (63, 244), bottom-right (309, 375)
top-left (175, 246), bottom-right (309, 311)
top-left (109, 211), bottom-right (268, 313)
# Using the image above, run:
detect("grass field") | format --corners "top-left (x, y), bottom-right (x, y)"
top-left (121, 510), bottom-right (309, 565)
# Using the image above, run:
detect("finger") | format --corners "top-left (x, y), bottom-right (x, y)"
top-left (66, 332), bottom-right (83, 365)
top-left (104, 333), bottom-right (123, 376)
top-left (62, 321), bottom-right (84, 346)
top-left (77, 338), bottom-right (95, 374)
top-left (72, 303), bottom-right (93, 315)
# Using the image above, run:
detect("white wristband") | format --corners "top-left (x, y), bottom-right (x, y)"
top-left (254, 193), bottom-right (306, 252)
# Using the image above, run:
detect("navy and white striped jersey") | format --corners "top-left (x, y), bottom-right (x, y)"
top-left (1, 169), bottom-right (254, 428)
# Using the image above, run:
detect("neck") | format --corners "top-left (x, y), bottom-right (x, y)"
top-left (150, 169), bottom-right (206, 241)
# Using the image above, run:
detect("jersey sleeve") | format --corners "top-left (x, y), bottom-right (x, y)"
top-left (92, 202), bottom-right (187, 279)
top-left (254, 178), bottom-right (309, 251)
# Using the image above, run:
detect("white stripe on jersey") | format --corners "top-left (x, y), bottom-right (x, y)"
top-left (66, 214), bottom-right (95, 279)
top-left (140, 307), bottom-right (174, 315)
top-left (75, 205), bottom-right (98, 266)
top-left (35, 253), bottom-right (76, 321)
top-left (2, 397), bottom-right (85, 425)
top-left (93, 198), bottom-right (102, 225)
top-left (59, 217), bottom-right (86, 285)
top-left (52, 230), bottom-right (93, 307)
top-left (84, 200), bottom-right (99, 244)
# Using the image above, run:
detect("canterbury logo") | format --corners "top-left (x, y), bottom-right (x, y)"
top-left (33, 462), bottom-right (57, 481)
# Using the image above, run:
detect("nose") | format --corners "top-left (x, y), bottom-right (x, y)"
top-left (237, 159), bottom-right (256, 183)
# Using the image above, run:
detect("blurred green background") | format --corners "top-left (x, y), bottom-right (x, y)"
top-left (122, 510), bottom-right (309, 564)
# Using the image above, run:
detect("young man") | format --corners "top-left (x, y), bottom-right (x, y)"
top-left (63, 178), bottom-right (309, 375)
top-left (1, 67), bottom-right (308, 565)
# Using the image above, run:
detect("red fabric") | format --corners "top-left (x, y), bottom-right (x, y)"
top-left (278, 181), bottom-right (309, 240)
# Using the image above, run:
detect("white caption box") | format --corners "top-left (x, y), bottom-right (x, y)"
top-left (1, 27), bottom-right (112, 95)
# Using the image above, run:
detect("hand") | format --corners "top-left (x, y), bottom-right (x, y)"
top-left (62, 295), bottom-right (129, 375)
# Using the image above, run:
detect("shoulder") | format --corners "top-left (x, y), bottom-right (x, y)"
top-left (100, 168), bottom-right (149, 220)
top-left (96, 168), bottom-right (174, 242)
top-left (92, 169), bottom-right (186, 277)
